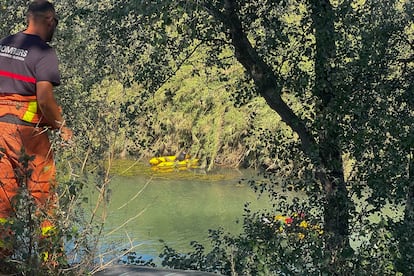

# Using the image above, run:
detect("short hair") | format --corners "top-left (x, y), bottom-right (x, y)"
top-left (27, 0), bottom-right (55, 16)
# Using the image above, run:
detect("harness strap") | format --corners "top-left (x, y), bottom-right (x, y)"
top-left (0, 97), bottom-right (42, 124)
top-left (0, 114), bottom-right (37, 127)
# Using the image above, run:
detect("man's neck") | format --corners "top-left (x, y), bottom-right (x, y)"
top-left (23, 27), bottom-right (45, 41)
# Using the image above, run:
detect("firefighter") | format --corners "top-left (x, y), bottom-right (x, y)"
top-left (0, 0), bottom-right (73, 261)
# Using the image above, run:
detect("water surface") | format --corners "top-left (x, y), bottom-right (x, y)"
top-left (84, 167), bottom-right (272, 263)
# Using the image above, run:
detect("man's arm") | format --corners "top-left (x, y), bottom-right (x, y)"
top-left (36, 81), bottom-right (73, 141)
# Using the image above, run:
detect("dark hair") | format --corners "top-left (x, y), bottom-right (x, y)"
top-left (27, 0), bottom-right (55, 16)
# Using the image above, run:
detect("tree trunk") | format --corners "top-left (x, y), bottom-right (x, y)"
top-left (218, 0), bottom-right (352, 270)
top-left (310, 0), bottom-right (352, 266)
top-left (396, 151), bottom-right (414, 273)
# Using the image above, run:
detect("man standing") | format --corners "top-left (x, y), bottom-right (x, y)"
top-left (0, 0), bottom-right (72, 262)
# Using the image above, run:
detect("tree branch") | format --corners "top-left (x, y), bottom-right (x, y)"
top-left (218, 0), bottom-right (316, 156)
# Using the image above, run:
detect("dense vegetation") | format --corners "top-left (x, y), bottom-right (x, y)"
top-left (1, 0), bottom-right (413, 275)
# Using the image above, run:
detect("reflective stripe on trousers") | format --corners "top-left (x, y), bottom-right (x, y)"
top-left (0, 121), bottom-right (57, 255)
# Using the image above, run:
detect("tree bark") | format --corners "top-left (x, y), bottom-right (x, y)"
top-left (218, 0), bottom-right (352, 269)
top-left (309, 0), bottom-right (352, 264)
top-left (220, 0), bottom-right (316, 157)
top-left (396, 150), bottom-right (414, 273)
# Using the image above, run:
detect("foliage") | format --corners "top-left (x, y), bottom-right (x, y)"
top-left (0, 149), bottom-right (69, 275)
top-left (153, 0), bottom-right (413, 274)
top-left (118, 251), bottom-right (155, 267)
top-left (161, 200), bottom-right (327, 275)
top-left (1, 0), bottom-right (413, 274)
top-left (145, 48), bottom-right (283, 169)
top-left (160, 196), bottom-right (406, 275)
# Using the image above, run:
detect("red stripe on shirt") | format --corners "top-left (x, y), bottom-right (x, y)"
top-left (0, 70), bottom-right (36, 83)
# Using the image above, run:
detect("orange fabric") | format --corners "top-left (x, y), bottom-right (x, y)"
top-left (0, 121), bottom-right (57, 220)
top-left (0, 94), bottom-right (46, 124)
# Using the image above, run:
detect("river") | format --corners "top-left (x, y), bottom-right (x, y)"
top-left (80, 161), bottom-right (404, 269)
top-left (83, 165), bottom-right (273, 264)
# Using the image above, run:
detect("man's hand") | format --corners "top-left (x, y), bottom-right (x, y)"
top-left (60, 126), bottom-right (73, 142)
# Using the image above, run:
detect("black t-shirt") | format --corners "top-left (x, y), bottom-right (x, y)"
top-left (0, 32), bottom-right (60, 96)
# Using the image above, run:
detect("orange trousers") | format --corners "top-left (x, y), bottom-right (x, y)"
top-left (0, 121), bottom-right (57, 254)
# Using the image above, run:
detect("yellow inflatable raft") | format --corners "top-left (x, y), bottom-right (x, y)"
top-left (149, 156), bottom-right (177, 165)
top-left (149, 156), bottom-right (199, 170)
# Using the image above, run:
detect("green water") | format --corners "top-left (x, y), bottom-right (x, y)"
top-left (84, 167), bottom-right (272, 262)
top-left (81, 162), bottom-right (405, 266)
